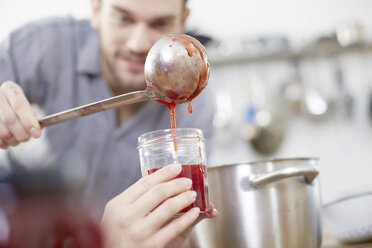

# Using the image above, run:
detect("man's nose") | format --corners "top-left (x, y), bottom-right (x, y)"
top-left (126, 23), bottom-right (153, 54)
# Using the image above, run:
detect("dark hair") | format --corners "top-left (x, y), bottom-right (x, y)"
top-left (98, 0), bottom-right (188, 6)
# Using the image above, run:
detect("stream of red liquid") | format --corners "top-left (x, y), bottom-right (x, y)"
top-left (153, 35), bottom-right (210, 213)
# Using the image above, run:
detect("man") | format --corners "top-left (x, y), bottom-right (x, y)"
top-left (0, 0), bottom-right (217, 247)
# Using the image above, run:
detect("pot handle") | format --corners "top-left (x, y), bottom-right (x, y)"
top-left (243, 165), bottom-right (319, 189)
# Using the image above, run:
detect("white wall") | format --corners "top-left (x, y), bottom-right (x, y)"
top-left (187, 0), bottom-right (372, 43)
top-left (0, 0), bottom-right (90, 41)
top-left (1, 0), bottom-right (372, 42)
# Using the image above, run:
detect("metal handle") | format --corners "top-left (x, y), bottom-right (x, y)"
top-left (39, 90), bottom-right (160, 127)
top-left (242, 165), bottom-right (319, 189)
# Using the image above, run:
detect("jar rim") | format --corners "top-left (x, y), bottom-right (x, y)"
top-left (137, 128), bottom-right (204, 149)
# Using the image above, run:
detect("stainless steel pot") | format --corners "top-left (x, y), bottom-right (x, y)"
top-left (190, 158), bottom-right (322, 248)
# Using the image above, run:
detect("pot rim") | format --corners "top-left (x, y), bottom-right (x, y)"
top-left (208, 157), bottom-right (319, 171)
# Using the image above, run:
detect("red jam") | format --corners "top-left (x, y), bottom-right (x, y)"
top-left (148, 164), bottom-right (209, 213)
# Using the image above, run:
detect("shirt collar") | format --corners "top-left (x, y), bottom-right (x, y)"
top-left (77, 31), bottom-right (101, 76)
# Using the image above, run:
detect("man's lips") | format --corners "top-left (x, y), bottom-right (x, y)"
top-left (118, 56), bottom-right (146, 71)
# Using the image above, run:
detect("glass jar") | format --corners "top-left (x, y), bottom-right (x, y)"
top-left (137, 128), bottom-right (209, 213)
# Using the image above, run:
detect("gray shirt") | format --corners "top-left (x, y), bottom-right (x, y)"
top-left (0, 16), bottom-right (214, 210)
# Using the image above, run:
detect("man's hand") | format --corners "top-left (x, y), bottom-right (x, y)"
top-left (100, 163), bottom-right (218, 248)
top-left (0, 81), bottom-right (41, 149)
top-left (167, 202), bottom-right (218, 248)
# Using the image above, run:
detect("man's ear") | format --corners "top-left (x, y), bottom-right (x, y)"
top-left (90, 0), bottom-right (101, 30)
top-left (181, 8), bottom-right (190, 32)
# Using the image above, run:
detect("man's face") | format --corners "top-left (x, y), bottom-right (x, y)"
top-left (91, 0), bottom-right (189, 94)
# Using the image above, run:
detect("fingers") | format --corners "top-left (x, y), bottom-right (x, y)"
top-left (151, 207), bottom-right (200, 248)
top-left (3, 82), bottom-right (41, 134)
top-left (203, 202), bottom-right (219, 218)
top-left (131, 177), bottom-right (193, 217)
top-left (133, 189), bottom-right (197, 239)
top-left (0, 81), bottom-right (41, 148)
top-left (0, 93), bottom-right (30, 143)
top-left (178, 203), bottom-right (219, 240)
top-left (0, 137), bottom-right (9, 149)
top-left (117, 163), bottom-right (182, 204)
top-left (162, 202), bottom-right (219, 248)
top-left (100, 165), bottom-right (219, 248)
top-left (0, 121), bottom-right (15, 147)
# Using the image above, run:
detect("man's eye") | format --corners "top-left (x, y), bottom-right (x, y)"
top-left (120, 17), bottom-right (130, 23)
top-left (119, 16), bottom-right (130, 23)
top-left (114, 13), bottom-right (131, 24)
top-left (153, 21), bottom-right (171, 29)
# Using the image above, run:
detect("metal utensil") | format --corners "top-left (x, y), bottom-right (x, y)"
top-left (38, 90), bottom-right (159, 127)
top-left (369, 89), bottom-right (372, 123)
top-left (333, 61), bottom-right (354, 120)
top-left (39, 34), bottom-right (210, 127)
top-left (191, 158), bottom-right (322, 248)
top-left (301, 60), bottom-right (331, 121)
top-left (249, 109), bottom-right (286, 155)
top-left (145, 34), bottom-right (209, 103)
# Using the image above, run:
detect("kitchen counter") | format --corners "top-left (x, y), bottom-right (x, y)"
top-left (183, 224), bottom-right (372, 248)
top-left (322, 240), bottom-right (372, 248)
top-left (321, 228), bottom-right (372, 248)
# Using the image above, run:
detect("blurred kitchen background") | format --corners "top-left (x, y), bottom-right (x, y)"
top-left (1, 0), bottom-right (372, 206)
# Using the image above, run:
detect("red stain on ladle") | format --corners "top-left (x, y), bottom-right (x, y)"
top-left (171, 34), bottom-right (210, 103)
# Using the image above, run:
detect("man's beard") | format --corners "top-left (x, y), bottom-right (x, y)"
top-left (100, 49), bottom-right (147, 95)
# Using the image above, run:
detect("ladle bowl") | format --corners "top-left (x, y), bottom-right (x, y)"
top-left (145, 34), bottom-right (210, 103)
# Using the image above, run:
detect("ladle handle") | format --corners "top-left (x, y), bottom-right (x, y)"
top-left (39, 90), bottom-right (159, 127)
